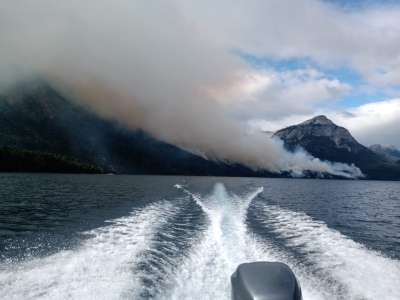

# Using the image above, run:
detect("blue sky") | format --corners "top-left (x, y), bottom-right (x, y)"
top-left (324, 0), bottom-right (399, 9)
top-left (237, 52), bottom-right (393, 108)
top-left (236, 52), bottom-right (371, 108)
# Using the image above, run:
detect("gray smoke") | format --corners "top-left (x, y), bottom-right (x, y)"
top-left (0, 0), bottom-right (363, 178)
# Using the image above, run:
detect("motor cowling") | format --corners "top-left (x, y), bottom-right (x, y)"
top-left (231, 262), bottom-right (302, 300)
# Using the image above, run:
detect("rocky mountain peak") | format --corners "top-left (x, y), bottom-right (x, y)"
top-left (387, 145), bottom-right (399, 151)
top-left (300, 115), bottom-right (334, 126)
top-left (273, 115), bottom-right (357, 149)
top-left (369, 144), bottom-right (399, 152)
top-left (270, 116), bottom-right (400, 180)
top-left (369, 144), bottom-right (384, 151)
top-left (272, 115), bottom-right (380, 167)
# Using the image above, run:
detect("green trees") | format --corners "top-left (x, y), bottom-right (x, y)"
top-left (0, 146), bottom-right (103, 173)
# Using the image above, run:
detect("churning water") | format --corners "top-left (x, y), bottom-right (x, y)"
top-left (0, 174), bottom-right (399, 299)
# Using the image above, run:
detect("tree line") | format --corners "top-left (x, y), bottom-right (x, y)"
top-left (0, 146), bottom-right (103, 174)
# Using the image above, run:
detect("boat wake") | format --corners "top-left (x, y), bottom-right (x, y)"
top-left (163, 183), bottom-right (267, 299)
top-left (252, 202), bottom-right (400, 300)
top-left (0, 201), bottom-right (182, 299)
top-left (1, 183), bottom-right (399, 300)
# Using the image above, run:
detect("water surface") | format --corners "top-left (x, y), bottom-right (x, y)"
top-left (0, 174), bottom-right (399, 299)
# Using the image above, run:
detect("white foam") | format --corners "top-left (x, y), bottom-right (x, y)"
top-left (2, 184), bottom-right (398, 300)
top-left (256, 202), bottom-right (400, 300)
top-left (159, 183), bottom-right (273, 299)
top-left (0, 200), bottom-right (179, 300)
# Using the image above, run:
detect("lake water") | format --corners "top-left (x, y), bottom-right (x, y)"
top-left (0, 174), bottom-right (399, 299)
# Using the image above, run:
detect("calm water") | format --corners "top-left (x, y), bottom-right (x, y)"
top-left (0, 174), bottom-right (399, 299)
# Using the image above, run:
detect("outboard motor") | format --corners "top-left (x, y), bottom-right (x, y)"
top-left (231, 262), bottom-right (302, 300)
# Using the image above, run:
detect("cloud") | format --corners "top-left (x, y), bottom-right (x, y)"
top-left (331, 99), bottom-right (400, 148)
top-left (178, 0), bottom-right (400, 149)
top-left (224, 68), bottom-right (352, 120)
top-left (0, 0), bottom-right (379, 178)
top-left (179, 0), bottom-right (400, 87)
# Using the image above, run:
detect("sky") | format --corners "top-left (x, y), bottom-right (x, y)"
top-left (180, 0), bottom-right (400, 148)
top-left (0, 0), bottom-right (399, 176)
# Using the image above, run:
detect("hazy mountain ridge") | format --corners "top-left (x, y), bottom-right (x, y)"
top-left (1, 81), bottom-right (399, 179)
top-left (368, 144), bottom-right (400, 163)
top-left (273, 115), bottom-right (400, 180)
top-left (0, 81), bottom-right (275, 177)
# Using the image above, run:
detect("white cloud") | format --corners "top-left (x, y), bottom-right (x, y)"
top-left (224, 68), bottom-right (352, 120)
top-left (179, 0), bottom-right (400, 87)
top-left (331, 99), bottom-right (400, 148)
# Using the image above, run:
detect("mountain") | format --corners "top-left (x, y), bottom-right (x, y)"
top-left (0, 80), bottom-right (272, 177)
top-left (369, 144), bottom-right (400, 164)
top-left (3, 81), bottom-right (398, 179)
top-left (273, 115), bottom-right (400, 180)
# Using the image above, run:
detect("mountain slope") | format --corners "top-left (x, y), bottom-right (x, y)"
top-left (0, 80), bottom-right (272, 176)
top-left (273, 115), bottom-right (400, 180)
top-left (369, 144), bottom-right (400, 163)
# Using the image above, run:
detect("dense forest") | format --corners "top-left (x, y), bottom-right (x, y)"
top-left (0, 146), bottom-right (103, 173)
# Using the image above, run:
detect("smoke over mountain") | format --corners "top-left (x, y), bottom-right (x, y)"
top-left (0, 0), bottom-right (363, 178)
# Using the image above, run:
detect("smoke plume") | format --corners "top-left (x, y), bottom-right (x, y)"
top-left (0, 0), bottom-right (363, 178)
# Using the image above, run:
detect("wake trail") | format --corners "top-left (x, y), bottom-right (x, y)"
top-left (253, 202), bottom-right (400, 300)
top-left (160, 183), bottom-right (269, 299)
top-left (3, 183), bottom-right (396, 300)
top-left (0, 200), bottom-right (180, 300)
